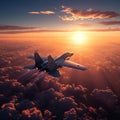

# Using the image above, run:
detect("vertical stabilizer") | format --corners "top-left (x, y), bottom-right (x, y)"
top-left (34, 52), bottom-right (43, 68)
top-left (48, 55), bottom-right (57, 71)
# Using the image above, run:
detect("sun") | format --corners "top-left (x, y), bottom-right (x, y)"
top-left (72, 31), bottom-right (87, 44)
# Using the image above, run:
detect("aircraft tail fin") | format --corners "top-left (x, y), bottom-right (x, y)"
top-left (34, 51), bottom-right (43, 68)
top-left (48, 55), bottom-right (57, 71)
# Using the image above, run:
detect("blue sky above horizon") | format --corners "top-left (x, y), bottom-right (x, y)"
top-left (0, 0), bottom-right (120, 33)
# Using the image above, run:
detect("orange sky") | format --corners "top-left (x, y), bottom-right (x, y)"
top-left (0, 31), bottom-right (120, 45)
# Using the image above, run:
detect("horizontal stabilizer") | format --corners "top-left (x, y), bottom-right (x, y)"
top-left (24, 65), bottom-right (35, 69)
top-left (48, 70), bottom-right (60, 77)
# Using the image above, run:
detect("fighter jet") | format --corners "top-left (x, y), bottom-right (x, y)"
top-left (24, 52), bottom-right (87, 77)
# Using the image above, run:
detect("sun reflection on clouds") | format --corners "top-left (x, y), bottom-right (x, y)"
top-left (71, 31), bottom-right (88, 45)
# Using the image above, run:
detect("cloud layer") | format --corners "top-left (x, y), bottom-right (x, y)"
top-left (0, 25), bottom-right (69, 34)
top-left (28, 11), bottom-right (55, 15)
top-left (0, 40), bottom-right (120, 119)
top-left (0, 25), bottom-right (37, 30)
top-left (99, 20), bottom-right (120, 25)
top-left (0, 71), bottom-right (119, 119)
top-left (1, 25), bottom-right (120, 34)
top-left (60, 6), bottom-right (119, 21)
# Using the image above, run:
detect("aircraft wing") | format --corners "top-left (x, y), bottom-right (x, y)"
top-left (27, 56), bottom-right (47, 61)
top-left (62, 60), bottom-right (87, 70)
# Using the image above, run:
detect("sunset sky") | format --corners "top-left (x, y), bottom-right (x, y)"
top-left (0, 1), bottom-right (120, 119)
top-left (0, 0), bottom-right (120, 40)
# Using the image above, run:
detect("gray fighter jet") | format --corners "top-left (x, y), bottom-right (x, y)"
top-left (24, 52), bottom-right (87, 77)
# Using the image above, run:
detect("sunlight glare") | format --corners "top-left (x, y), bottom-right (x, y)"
top-left (72, 32), bottom-right (87, 44)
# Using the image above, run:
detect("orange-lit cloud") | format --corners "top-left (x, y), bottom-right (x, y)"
top-left (87, 28), bottom-right (120, 32)
top-left (60, 6), bottom-right (119, 21)
top-left (78, 23), bottom-right (91, 27)
top-left (59, 15), bottom-right (75, 21)
top-left (0, 25), bottom-right (37, 30)
top-left (1, 25), bottom-right (120, 34)
top-left (99, 21), bottom-right (120, 25)
top-left (28, 11), bottom-right (55, 15)
top-left (0, 25), bottom-right (70, 34)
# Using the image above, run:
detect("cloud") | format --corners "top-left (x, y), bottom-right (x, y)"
top-left (59, 15), bottom-right (75, 21)
top-left (99, 21), bottom-right (120, 25)
top-left (57, 97), bottom-right (77, 112)
top-left (22, 107), bottom-right (43, 120)
top-left (0, 49), bottom-right (120, 120)
top-left (87, 28), bottom-right (120, 32)
top-left (0, 103), bottom-right (18, 120)
top-left (91, 88), bottom-right (118, 109)
top-left (0, 25), bottom-right (40, 34)
top-left (1, 30), bottom-right (71, 34)
top-left (78, 23), bottom-right (91, 27)
top-left (28, 11), bottom-right (55, 15)
top-left (0, 25), bottom-right (70, 34)
top-left (0, 72), bottom-right (120, 119)
top-left (0, 25), bottom-right (36, 30)
top-left (60, 6), bottom-right (119, 21)
top-left (62, 84), bottom-right (88, 103)
top-left (1, 24), bottom-right (120, 34)
top-left (63, 108), bottom-right (77, 120)
top-left (44, 110), bottom-right (52, 120)
top-left (16, 99), bottom-right (35, 112)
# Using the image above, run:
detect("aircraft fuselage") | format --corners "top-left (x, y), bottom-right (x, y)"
top-left (37, 52), bottom-right (73, 72)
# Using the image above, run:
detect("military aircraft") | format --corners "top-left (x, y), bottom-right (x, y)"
top-left (24, 52), bottom-right (87, 77)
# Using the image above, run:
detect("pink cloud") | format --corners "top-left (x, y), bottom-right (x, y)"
top-left (0, 26), bottom-right (70, 34)
top-left (88, 28), bottom-right (120, 32)
top-left (0, 25), bottom-right (37, 30)
top-left (78, 23), bottom-right (91, 27)
top-left (99, 20), bottom-right (120, 25)
top-left (28, 11), bottom-right (55, 15)
top-left (59, 15), bottom-right (75, 21)
top-left (60, 6), bottom-right (119, 21)
top-left (1, 25), bottom-right (120, 34)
